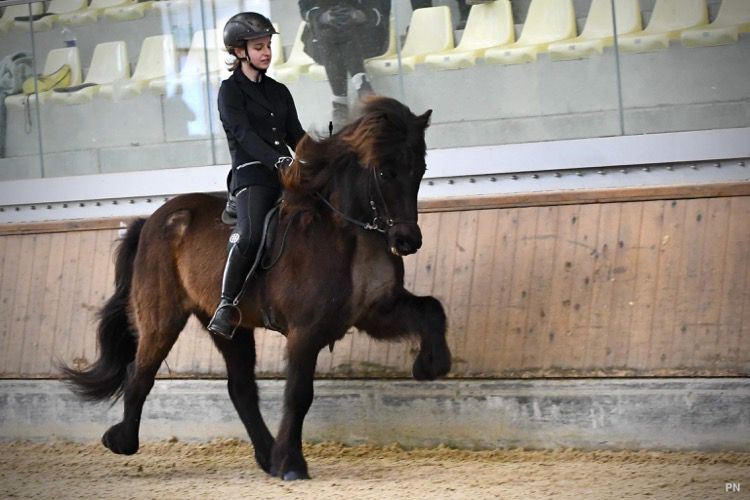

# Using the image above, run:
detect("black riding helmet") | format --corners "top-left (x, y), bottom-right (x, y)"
top-left (223, 12), bottom-right (278, 49)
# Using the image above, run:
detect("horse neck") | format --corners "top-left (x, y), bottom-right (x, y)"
top-left (325, 162), bottom-right (372, 224)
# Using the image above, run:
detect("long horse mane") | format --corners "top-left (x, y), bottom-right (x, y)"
top-left (280, 96), bottom-right (427, 212)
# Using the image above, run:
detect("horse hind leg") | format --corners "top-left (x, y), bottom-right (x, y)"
top-left (102, 304), bottom-right (188, 455)
top-left (359, 291), bottom-right (451, 381)
top-left (207, 323), bottom-right (275, 474)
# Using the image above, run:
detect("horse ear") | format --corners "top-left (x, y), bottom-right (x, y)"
top-left (416, 109), bottom-right (432, 130)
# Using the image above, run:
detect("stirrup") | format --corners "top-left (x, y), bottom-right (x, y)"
top-left (208, 302), bottom-right (242, 339)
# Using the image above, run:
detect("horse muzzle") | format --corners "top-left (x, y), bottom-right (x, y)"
top-left (388, 224), bottom-right (422, 256)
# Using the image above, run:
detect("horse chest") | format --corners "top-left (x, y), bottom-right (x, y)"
top-left (350, 241), bottom-right (398, 312)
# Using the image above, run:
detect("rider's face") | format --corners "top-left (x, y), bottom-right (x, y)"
top-left (237, 36), bottom-right (272, 70)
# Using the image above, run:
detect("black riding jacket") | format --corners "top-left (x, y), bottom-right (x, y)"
top-left (218, 68), bottom-right (306, 193)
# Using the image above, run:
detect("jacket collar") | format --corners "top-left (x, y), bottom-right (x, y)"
top-left (232, 68), bottom-right (275, 113)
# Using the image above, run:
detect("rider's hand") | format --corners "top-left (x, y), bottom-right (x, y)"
top-left (275, 156), bottom-right (294, 171)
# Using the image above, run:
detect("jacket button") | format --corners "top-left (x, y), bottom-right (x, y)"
top-left (272, 127), bottom-right (277, 131)
top-left (274, 140), bottom-right (280, 145)
top-left (270, 112), bottom-right (275, 117)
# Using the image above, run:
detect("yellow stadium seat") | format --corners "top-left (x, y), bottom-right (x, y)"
top-left (99, 34), bottom-right (177, 99)
top-left (484, 0), bottom-right (577, 64)
top-left (1, 3), bottom-right (43, 32)
top-left (58, 0), bottom-right (134, 26)
top-left (6, 47), bottom-right (83, 109)
top-left (102, 0), bottom-right (153, 21)
top-left (366, 6), bottom-right (454, 75)
top-left (12, 0), bottom-right (87, 32)
top-left (681, 0), bottom-right (750, 47)
top-left (149, 30), bottom-right (224, 94)
top-left (424, 0), bottom-right (515, 70)
top-left (49, 41), bottom-right (130, 104)
top-left (270, 21), bottom-right (315, 84)
top-left (618, 0), bottom-right (708, 53)
top-left (548, 0), bottom-right (642, 60)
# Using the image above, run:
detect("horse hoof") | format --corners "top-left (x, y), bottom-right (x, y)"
top-left (283, 470), bottom-right (310, 481)
top-left (102, 423), bottom-right (139, 455)
top-left (412, 347), bottom-right (451, 381)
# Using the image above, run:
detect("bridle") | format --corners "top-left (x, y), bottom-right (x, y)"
top-left (316, 166), bottom-right (418, 234)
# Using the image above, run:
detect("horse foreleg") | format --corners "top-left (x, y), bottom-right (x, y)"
top-left (359, 291), bottom-right (451, 381)
top-left (271, 331), bottom-right (323, 480)
top-left (211, 327), bottom-right (275, 474)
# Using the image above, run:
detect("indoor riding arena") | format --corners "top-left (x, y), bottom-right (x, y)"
top-left (1, 0), bottom-right (748, 498)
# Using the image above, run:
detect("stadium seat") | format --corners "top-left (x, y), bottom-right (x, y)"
top-left (49, 41), bottom-right (130, 104)
top-left (484, 0), bottom-right (577, 64)
top-left (548, 0), bottom-right (642, 60)
top-left (149, 30), bottom-right (224, 95)
top-left (5, 47), bottom-right (83, 109)
top-left (270, 21), bottom-right (315, 84)
top-left (12, 0), bottom-right (87, 32)
top-left (57, 0), bottom-right (135, 26)
top-left (99, 34), bottom-right (177, 99)
top-left (681, 0), bottom-right (750, 47)
top-left (424, 0), bottom-right (515, 70)
top-left (1, 3), bottom-right (43, 33)
top-left (102, 0), bottom-right (153, 21)
top-left (366, 6), bottom-right (454, 75)
top-left (618, 0), bottom-right (708, 53)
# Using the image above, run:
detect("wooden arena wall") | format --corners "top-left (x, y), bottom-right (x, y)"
top-left (1, 184), bottom-right (749, 379)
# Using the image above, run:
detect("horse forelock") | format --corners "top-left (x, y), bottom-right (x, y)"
top-left (342, 96), bottom-right (423, 168)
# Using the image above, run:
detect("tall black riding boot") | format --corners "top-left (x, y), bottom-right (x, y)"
top-left (208, 244), bottom-right (253, 339)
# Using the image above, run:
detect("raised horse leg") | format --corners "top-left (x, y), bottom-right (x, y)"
top-left (101, 311), bottom-right (187, 455)
top-left (210, 326), bottom-right (275, 473)
top-left (270, 330), bottom-right (325, 480)
top-left (359, 290), bottom-right (452, 380)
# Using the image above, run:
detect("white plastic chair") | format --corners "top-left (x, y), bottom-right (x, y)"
top-left (102, 0), bottom-right (153, 21)
top-left (618, 0), bottom-right (708, 53)
top-left (150, 29), bottom-right (224, 95)
top-left (548, 0), bottom-right (642, 61)
top-left (270, 21), bottom-right (316, 84)
top-left (49, 41), bottom-right (130, 104)
top-left (58, 0), bottom-right (134, 26)
top-left (425, 0), bottom-right (515, 70)
top-left (681, 0), bottom-right (750, 47)
top-left (366, 6), bottom-right (454, 75)
top-left (1, 3), bottom-right (43, 32)
top-left (484, 0), bottom-right (577, 64)
top-left (5, 47), bottom-right (83, 109)
top-left (99, 34), bottom-right (177, 99)
top-left (12, 0), bottom-right (86, 32)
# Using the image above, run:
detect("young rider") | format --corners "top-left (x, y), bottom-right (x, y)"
top-left (209, 12), bottom-right (306, 339)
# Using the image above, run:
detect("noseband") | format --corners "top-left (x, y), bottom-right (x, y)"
top-left (316, 166), bottom-right (418, 234)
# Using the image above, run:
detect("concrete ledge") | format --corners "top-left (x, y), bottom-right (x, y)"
top-left (1, 378), bottom-right (748, 451)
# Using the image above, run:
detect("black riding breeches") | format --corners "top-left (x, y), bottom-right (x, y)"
top-left (231, 185), bottom-right (280, 259)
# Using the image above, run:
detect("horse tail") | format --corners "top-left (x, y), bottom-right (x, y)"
top-left (61, 218), bottom-right (145, 402)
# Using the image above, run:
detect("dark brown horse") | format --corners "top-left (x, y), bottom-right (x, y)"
top-left (62, 96), bottom-right (451, 480)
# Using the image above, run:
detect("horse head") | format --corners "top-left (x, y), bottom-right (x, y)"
top-left (341, 97), bottom-right (432, 256)
top-left (282, 96), bottom-right (432, 256)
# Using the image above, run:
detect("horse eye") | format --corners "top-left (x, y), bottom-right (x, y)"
top-left (379, 169), bottom-right (397, 180)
